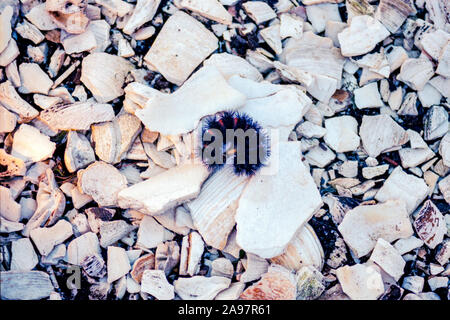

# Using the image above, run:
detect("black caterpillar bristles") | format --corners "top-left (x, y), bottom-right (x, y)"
top-left (200, 111), bottom-right (270, 176)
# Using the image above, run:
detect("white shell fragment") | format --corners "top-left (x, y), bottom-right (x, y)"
top-left (0, 271), bottom-right (54, 300)
top-left (369, 238), bottom-right (405, 281)
top-left (236, 142), bottom-right (322, 259)
top-left (10, 238), bottom-right (39, 271)
top-left (242, 1), bottom-right (276, 24)
top-left (107, 246), bottom-right (131, 283)
top-left (413, 200), bottom-right (446, 249)
top-left (324, 116), bottom-right (360, 153)
top-left (180, 231), bottom-right (204, 276)
top-left (64, 131), bottom-right (96, 173)
top-left (12, 124), bottom-right (56, 163)
top-left (174, 276), bottom-right (231, 300)
top-left (204, 53), bottom-right (263, 81)
top-left (136, 66), bottom-right (246, 136)
top-left (30, 219), bottom-right (73, 256)
top-left (179, 0), bottom-right (232, 25)
top-left (336, 264), bottom-right (384, 300)
top-left (118, 163), bottom-right (210, 215)
top-left (141, 269), bottom-right (175, 300)
top-left (144, 11), bottom-right (218, 86)
top-left (338, 200), bottom-right (414, 258)
top-left (123, 0), bottom-right (161, 35)
top-left (66, 232), bottom-right (101, 265)
top-left (338, 15), bottom-right (390, 57)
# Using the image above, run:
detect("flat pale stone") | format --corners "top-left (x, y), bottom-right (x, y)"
top-left (78, 161), bottom-right (128, 207)
top-left (436, 42), bottom-right (450, 78)
top-left (398, 58), bottom-right (435, 91)
top-left (0, 186), bottom-right (21, 222)
top-left (141, 269), bottom-right (174, 300)
top-left (123, 0), bottom-right (161, 35)
top-left (424, 105), bottom-right (449, 141)
top-left (174, 276), bottom-right (231, 300)
top-left (30, 220), bottom-right (73, 256)
top-left (0, 81), bottom-right (39, 122)
top-left (99, 220), bottom-right (135, 248)
top-left (306, 3), bottom-right (342, 33)
top-left (324, 116), bottom-right (360, 152)
top-left (305, 144), bottom-right (336, 168)
top-left (393, 236), bottom-right (424, 255)
top-left (62, 29), bottom-right (97, 54)
top-left (136, 215), bottom-right (174, 249)
top-left (81, 52), bottom-right (134, 103)
top-left (0, 38), bottom-right (19, 67)
top-left (66, 232), bottom-right (101, 266)
top-left (338, 200), bottom-right (414, 258)
top-left (369, 238), bottom-right (405, 281)
top-left (336, 264), bottom-right (384, 300)
top-left (239, 253), bottom-right (269, 283)
top-left (402, 276), bottom-right (424, 294)
top-left (280, 13), bottom-right (304, 39)
top-left (0, 217), bottom-right (24, 233)
top-left (215, 282), bottom-right (246, 300)
top-left (359, 114), bottom-right (408, 157)
top-left (354, 82), bottom-right (384, 109)
top-left (338, 15), bottom-right (390, 57)
top-left (18, 63), bottom-right (53, 95)
top-left (440, 132), bottom-right (450, 167)
top-left (399, 130), bottom-right (435, 168)
top-left (236, 142), bottom-right (322, 259)
top-left (374, 0), bottom-right (416, 33)
top-left (242, 1), bottom-right (276, 24)
top-left (297, 121), bottom-right (327, 139)
top-left (204, 53), bottom-right (263, 81)
top-left (375, 167), bottom-right (428, 214)
top-left (413, 200), bottom-right (446, 249)
top-left (187, 166), bottom-right (249, 250)
top-left (10, 238), bottom-right (39, 271)
top-left (136, 66), bottom-right (245, 136)
top-left (95, 0), bottom-right (134, 17)
top-left (0, 271), bottom-right (53, 300)
top-left (211, 258), bottom-right (234, 278)
top-left (240, 265), bottom-right (297, 300)
top-left (362, 164), bottom-right (389, 179)
top-left (144, 11), bottom-right (218, 86)
top-left (64, 131), bottom-right (96, 173)
top-left (180, 0), bottom-right (232, 25)
top-left (0, 5), bottom-right (13, 53)
top-left (118, 163), bottom-right (210, 215)
top-left (12, 124), bottom-right (56, 163)
top-left (40, 101), bottom-right (115, 131)
top-left (25, 3), bottom-right (58, 31)
top-left (179, 231), bottom-right (204, 276)
top-left (107, 246), bottom-right (131, 283)
top-left (260, 24), bottom-right (283, 55)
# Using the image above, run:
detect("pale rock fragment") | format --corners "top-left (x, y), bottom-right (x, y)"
top-left (297, 121), bottom-right (327, 139)
top-left (130, 253), bottom-right (155, 283)
top-left (369, 238), bottom-right (405, 281)
top-left (77, 161), bottom-right (128, 207)
top-left (417, 83), bottom-right (442, 108)
top-left (240, 265), bottom-right (297, 300)
top-left (211, 258), bottom-right (234, 278)
top-left (375, 167), bottom-right (429, 214)
top-left (324, 116), bottom-right (360, 152)
top-left (398, 129), bottom-right (435, 168)
top-left (66, 232), bottom-right (101, 265)
top-left (45, 0), bottom-right (90, 34)
top-left (236, 142), bottom-right (322, 258)
top-left (338, 200), bottom-right (414, 258)
top-left (155, 241), bottom-right (180, 275)
top-left (306, 3), bottom-right (342, 34)
top-left (0, 217), bottom-right (24, 233)
top-left (41, 102), bottom-right (115, 131)
top-left (180, 231), bottom-right (204, 276)
top-left (402, 276), bottom-right (424, 294)
top-left (0, 38), bottom-right (19, 66)
top-left (0, 271), bottom-right (53, 300)
top-left (435, 240), bottom-right (450, 265)
top-left (153, 208), bottom-right (191, 236)
top-left (215, 283), bottom-right (246, 300)
top-left (20, 198), bottom-right (37, 221)
top-left (141, 270), bottom-right (174, 300)
top-left (354, 82), bottom-right (384, 109)
top-left (413, 200), bottom-right (446, 249)
top-left (296, 266), bottom-right (325, 300)
top-left (359, 114), bottom-right (408, 157)
top-left (0, 5), bottom-right (13, 53)
top-left (375, 0), bottom-right (416, 33)
top-left (429, 76), bottom-right (450, 98)
top-left (95, 0), bottom-right (134, 17)
top-left (134, 26), bottom-right (156, 40)
top-left (100, 220), bottom-right (135, 248)
top-left (280, 13), bottom-right (303, 39)
top-left (242, 1), bottom-right (276, 24)
top-left (338, 15), bottom-right (390, 57)
top-left (62, 29), bottom-right (97, 54)
top-left (136, 216), bottom-right (174, 249)
top-left (240, 253), bottom-right (269, 283)
top-left (12, 124), bottom-right (56, 163)
top-left (118, 163), bottom-right (210, 215)
top-left (71, 186), bottom-right (93, 209)
top-left (393, 236), bottom-right (424, 255)
top-left (423, 105), bottom-right (448, 141)
top-left (420, 29), bottom-right (450, 61)
top-left (338, 160), bottom-right (358, 178)
top-left (362, 164), bottom-right (389, 179)
top-left (440, 132), bottom-right (450, 167)
top-left (187, 166), bottom-right (249, 250)
top-left (42, 244), bottom-right (66, 266)
top-left (25, 3), bottom-right (58, 31)
top-left (10, 238), bottom-right (39, 271)
top-left (436, 42), bottom-right (450, 77)
top-left (91, 113), bottom-right (142, 164)
top-left (123, 0), bottom-right (161, 35)
top-left (428, 277), bottom-right (448, 291)
top-left (325, 20), bottom-right (347, 47)
top-left (117, 38), bottom-right (134, 58)
top-left (144, 11), bottom-right (218, 86)
top-left (0, 80), bottom-right (39, 122)
top-left (64, 131), bottom-right (95, 173)
top-left (260, 24), bottom-right (283, 55)
top-left (88, 19), bottom-right (111, 52)
top-left (305, 144), bottom-right (336, 168)
top-left (336, 264), bottom-right (384, 300)
top-left (107, 246), bottom-right (131, 283)
top-left (136, 66), bottom-right (245, 136)
top-left (174, 276), bottom-right (231, 300)
top-left (81, 53), bottom-right (134, 103)
top-left (30, 220), bottom-right (73, 256)
top-left (18, 63), bottom-right (53, 95)
top-left (179, 0), bottom-right (232, 25)
top-left (398, 58), bottom-right (435, 91)
top-left (0, 106), bottom-right (17, 133)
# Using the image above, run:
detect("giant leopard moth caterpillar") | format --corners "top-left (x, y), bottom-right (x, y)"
top-left (199, 111), bottom-right (271, 176)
